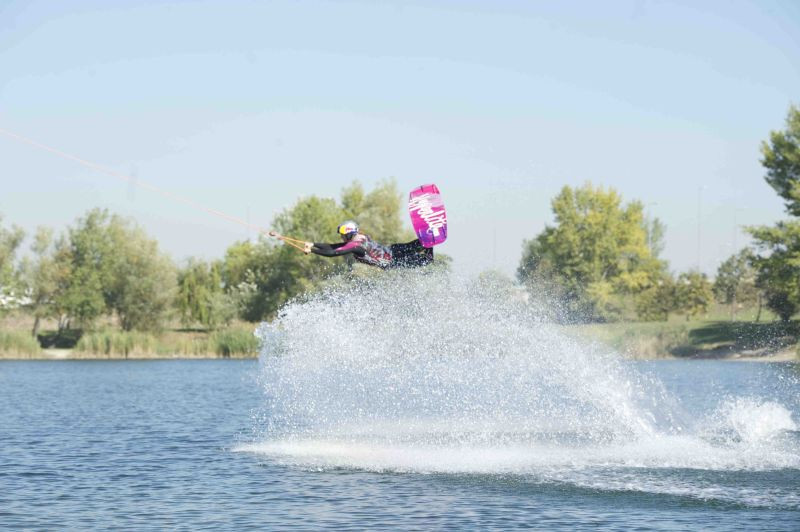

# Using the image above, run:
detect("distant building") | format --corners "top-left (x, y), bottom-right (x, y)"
top-left (0, 288), bottom-right (32, 310)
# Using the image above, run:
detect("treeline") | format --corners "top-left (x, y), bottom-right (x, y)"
top-left (0, 179), bottom-right (411, 338)
top-left (1, 106), bottom-right (798, 340)
top-left (516, 182), bottom-right (715, 322)
top-left (517, 105), bottom-right (800, 324)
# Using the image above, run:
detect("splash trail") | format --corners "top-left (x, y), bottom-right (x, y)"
top-left (241, 271), bottom-right (800, 509)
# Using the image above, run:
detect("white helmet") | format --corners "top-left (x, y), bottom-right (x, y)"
top-left (337, 220), bottom-right (359, 239)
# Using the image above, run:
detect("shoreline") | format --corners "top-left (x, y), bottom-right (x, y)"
top-left (0, 347), bottom-right (794, 362)
top-left (637, 347), bottom-right (798, 363)
top-left (0, 348), bottom-right (258, 361)
top-left (639, 345), bottom-right (798, 363)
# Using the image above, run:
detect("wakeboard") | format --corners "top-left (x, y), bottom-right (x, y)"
top-left (408, 184), bottom-right (447, 248)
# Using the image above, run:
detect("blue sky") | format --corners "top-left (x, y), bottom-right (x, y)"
top-left (1, 0), bottom-right (798, 275)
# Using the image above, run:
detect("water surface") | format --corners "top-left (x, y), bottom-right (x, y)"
top-left (3, 273), bottom-right (799, 530)
top-left (0, 359), bottom-right (797, 530)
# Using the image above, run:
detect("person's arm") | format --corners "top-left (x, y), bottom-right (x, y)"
top-left (305, 240), bottom-right (365, 258)
top-left (312, 242), bottom-right (346, 251)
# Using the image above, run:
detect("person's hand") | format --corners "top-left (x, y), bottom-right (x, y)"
top-left (304, 242), bottom-right (313, 254)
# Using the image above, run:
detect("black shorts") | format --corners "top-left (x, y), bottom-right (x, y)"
top-left (389, 239), bottom-right (434, 268)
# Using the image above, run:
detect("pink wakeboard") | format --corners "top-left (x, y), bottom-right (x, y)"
top-left (408, 184), bottom-right (447, 248)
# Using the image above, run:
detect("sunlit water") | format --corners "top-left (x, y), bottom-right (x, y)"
top-left (2, 273), bottom-right (799, 529)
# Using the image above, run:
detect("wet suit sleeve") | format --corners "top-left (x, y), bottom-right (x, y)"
top-left (311, 241), bottom-right (365, 258)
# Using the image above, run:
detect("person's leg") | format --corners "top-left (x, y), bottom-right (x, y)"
top-left (389, 240), bottom-right (433, 268)
top-left (389, 243), bottom-right (409, 266)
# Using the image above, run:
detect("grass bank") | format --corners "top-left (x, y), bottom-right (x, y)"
top-left (571, 318), bottom-right (799, 360)
top-left (0, 330), bottom-right (43, 359)
top-left (0, 324), bottom-right (260, 360)
top-left (73, 327), bottom-right (260, 359)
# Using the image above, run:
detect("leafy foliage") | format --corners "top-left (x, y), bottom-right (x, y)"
top-left (634, 275), bottom-right (677, 322)
top-left (0, 214), bottom-right (25, 308)
top-left (223, 179), bottom-right (408, 321)
top-left (761, 104), bottom-right (800, 216)
top-left (210, 328), bottom-right (260, 357)
top-left (517, 183), bottom-right (666, 321)
top-left (109, 221), bottom-right (176, 331)
top-left (748, 106), bottom-right (800, 322)
top-left (6, 179), bottom-right (417, 339)
top-left (644, 216), bottom-right (666, 259)
top-left (19, 227), bottom-right (71, 335)
top-left (51, 209), bottom-right (176, 331)
top-left (713, 248), bottom-right (759, 316)
top-left (176, 259), bottom-right (235, 330)
top-left (675, 271), bottom-right (713, 320)
top-left (0, 330), bottom-right (42, 356)
top-left (747, 221), bottom-right (800, 321)
top-left (341, 179), bottom-right (412, 243)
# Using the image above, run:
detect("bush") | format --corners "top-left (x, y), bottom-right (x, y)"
top-left (211, 328), bottom-right (260, 357)
top-left (75, 331), bottom-right (158, 357)
top-left (72, 327), bottom-right (259, 358)
top-left (571, 321), bottom-right (690, 359)
top-left (0, 331), bottom-right (42, 357)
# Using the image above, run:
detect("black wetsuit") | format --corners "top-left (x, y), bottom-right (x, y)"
top-left (311, 233), bottom-right (433, 269)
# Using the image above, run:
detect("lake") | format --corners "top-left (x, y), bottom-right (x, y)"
top-left (0, 358), bottom-right (798, 530)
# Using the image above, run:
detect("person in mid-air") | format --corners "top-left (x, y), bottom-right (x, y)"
top-left (303, 220), bottom-right (433, 269)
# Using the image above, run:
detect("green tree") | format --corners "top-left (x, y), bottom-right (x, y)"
top-left (216, 179), bottom-right (420, 323)
top-left (58, 210), bottom-right (115, 327)
top-left (761, 104), bottom-right (800, 216)
top-left (341, 178), bottom-right (411, 243)
top-left (748, 105), bottom-right (800, 321)
top-left (110, 223), bottom-right (175, 331)
top-left (634, 274), bottom-right (677, 321)
top-left (56, 209), bottom-right (175, 331)
top-left (222, 180), bottom-right (410, 322)
top-left (0, 214), bottom-right (25, 308)
top-left (517, 183), bottom-right (665, 321)
top-left (176, 258), bottom-right (235, 330)
top-left (675, 270), bottom-right (713, 320)
top-left (747, 221), bottom-right (800, 321)
top-left (713, 248), bottom-right (759, 320)
top-left (221, 239), bottom-right (269, 322)
top-left (644, 216), bottom-right (666, 259)
top-left (20, 227), bottom-right (72, 336)
top-left (266, 195), bottom-right (346, 304)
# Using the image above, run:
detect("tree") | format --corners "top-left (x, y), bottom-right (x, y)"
top-left (644, 216), bottom-right (666, 259)
top-left (635, 274), bottom-right (677, 322)
top-left (58, 210), bottom-right (115, 327)
top-left (263, 195), bottom-right (346, 308)
top-left (176, 258), bottom-right (235, 330)
top-left (0, 214), bottom-right (25, 309)
top-left (20, 227), bottom-right (72, 336)
top-left (221, 239), bottom-right (271, 322)
top-left (713, 248), bottom-right (759, 320)
top-left (341, 178), bottom-right (411, 243)
top-left (222, 195), bottom-right (343, 322)
top-left (517, 183), bottom-right (665, 321)
top-left (761, 104), bottom-right (800, 216)
top-left (747, 221), bottom-right (800, 321)
top-left (222, 179), bottom-right (409, 322)
top-left (109, 222), bottom-right (176, 331)
top-left (675, 271), bottom-right (713, 320)
top-left (747, 105), bottom-right (800, 321)
top-left (55, 209), bottom-right (175, 331)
